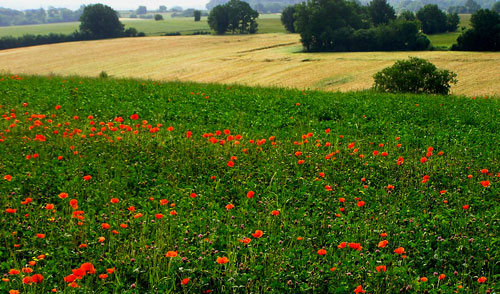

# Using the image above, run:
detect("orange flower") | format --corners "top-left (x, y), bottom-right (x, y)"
top-left (227, 161), bottom-right (234, 167)
top-left (480, 169), bottom-right (489, 174)
top-left (5, 208), bottom-right (16, 213)
top-left (216, 256), bottom-right (229, 264)
top-left (420, 157), bottom-right (427, 163)
top-left (101, 223), bottom-right (110, 229)
top-left (130, 114), bottom-right (139, 120)
top-left (420, 277), bottom-right (428, 282)
top-left (31, 274), bottom-right (43, 283)
top-left (337, 242), bottom-right (347, 249)
top-left (4, 175), bottom-right (12, 181)
top-left (271, 210), bottom-right (280, 216)
top-left (480, 181), bottom-right (490, 187)
top-left (36, 233), bottom-right (45, 239)
top-left (252, 230), bottom-right (263, 238)
top-left (98, 237), bottom-right (105, 242)
top-left (463, 205), bottom-right (470, 210)
top-left (80, 262), bottom-right (96, 274)
top-left (9, 290), bottom-right (20, 294)
top-left (170, 210), bottom-right (177, 215)
top-left (357, 201), bottom-right (365, 207)
top-left (394, 247), bottom-right (405, 254)
top-left (181, 278), bottom-right (190, 285)
top-left (380, 232), bottom-right (387, 237)
top-left (155, 213), bottom-right (164, 219)
top-left (46, 204), bottom-right (54, 210)
top-left (190, 193), bottom-right (197, 198)
top-left (240, 237), bottom-right (251, 244)
top-left (378, 240), bottom-right (389, 248)
top-left (22, 276), bottom-right (32, 284)
top-left (330, 267), bottom-right (337, 271)
top-left (477, 276), bottom-right (487, 283)
top-left (8, 269), bottom-right (20, 275)
top-left (165, 251), bottom-right (178, 257)
top-left (106, 268), bottom-right (115, 274)
top-left (83, 175), bottom-right (92, 181)
top-left (225, 204), bottom-right (234, 210)
top-left (317, 249), bottom-right (327, 256)
top-left (247, 191), bottom-right (255, 199)
top-left (438, 274), bottom-right (445, 280)
top-left (354, 285), bottom-right (365, 293)
top-left (110, 198), bottom-right (119, 203)
top-left (348, 242), bottom-right (362, 251)
top-left (99, 274), bottom-right (108, 279)
top-left (376, 265), bottom-right (387, 272)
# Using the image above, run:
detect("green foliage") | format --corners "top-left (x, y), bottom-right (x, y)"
top-left (154, 14), bottom-right (164, 21)
top-left (453, 9), bottom-right (500, 51)
top-left (194, 10), bottom-right (202, 21)
top-left (492, 1), bottom-right (500, 13)
top-left (0, 74), bottom-right (499, 293)
top-left (294, 0), bottom-right (429, 52)
top-left (208, 0), bottom-right (259, 34)
top-left (79, 4), bottom-right (124, 38)
top-left (373, 57), bottom-right (458, 94)
top-left (416, 4), bottom-right (448, 34)
top-left (368, 0), bottom-right (396, 25)
top-left (446, 12), bottom-right (460, 31)
top-left (398, 10), bottom-right (417, 21)
top-left (136, 6), bottom-right (147, 15)
top-left (281, 5), bottom-right (297, 33)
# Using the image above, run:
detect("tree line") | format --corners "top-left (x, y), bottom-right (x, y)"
top-left (0, 6), bottom-right (84, 26)
top-left (0, 4), bottom-right (144, 51)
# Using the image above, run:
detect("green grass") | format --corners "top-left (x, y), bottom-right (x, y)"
top-left (0, 74), bottom-right (499, 293)
top-left (427, 14), bottom-right (472, 49)
top-left (0, 15), bottom-right (285, 37)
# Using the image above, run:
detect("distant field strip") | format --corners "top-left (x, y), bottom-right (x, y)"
top-left (1, 34), bottom-right (499, 96)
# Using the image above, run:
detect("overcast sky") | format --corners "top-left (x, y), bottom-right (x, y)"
top-left (1, 1), bottom-right (209, 11)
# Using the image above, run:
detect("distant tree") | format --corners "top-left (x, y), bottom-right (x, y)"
top-left (171, 6), bottom-right (183, 12)
top-left (281, 5), bottom-right (297, 33)
top-left (417, 4), bottom-right (448, 34)
top-left (492, 2), bottom-right (500, 13)
top-left (136, 6), bottom-right (147, 15)
top-left (368, 0), bottom-right (396, 25)
top-left (453, 9), bottom-right (500, 51)
top-left (208, 0), bottom-right (259, 34)
top-left (79, 4), bottom-right (124, 38)
top-left (159, 5), bottom-right (167, 12)
top-left (154, 14), bottom-right (163, 21)
top-left (398, 10), bottom-right (416, 21)
top-left (194, 10), bottom-right (202, 21)
top-left (464, 0), bottom-right (481, 12)
top-left (446, 12), bottom-right (460, 31)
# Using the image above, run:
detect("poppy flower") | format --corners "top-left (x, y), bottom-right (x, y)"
top-left (317, 249), bottom-right (327, 255)
top-left (225, 204), bottom-right (234, 210)
top-left (81, 262), bottom-right (96, 274)
top-left (99, 274), bottom-right (108, 279)
top-left (357, 201), bottom-right (365, 207)
top-left (5, 208), bottom-right (16, 213)
top-left (439, 274), bottom-right (445, 280)
top-left (101, 223), bottom-right (110, 229)
top-left (9, 290), bottom-right (19, 294)
top-left (190, 193), bottom-right (197, 198)
top-left (8, 269), bottom-right (20, 275)
top-left (29, 273), bottom-right (43, 283)
top-left (227, 161), bottom-right (234, 167)
top-left (186, 131), bottom-right (192, 138)
top-left (170, 210), bottom-right (177, 215)
top-left (247, 191), bottom-right (255, 199)
top-left (165, 251), bottom-right (178, 257)
top-left (394, 247), bottom-right (405, 254)
top-left (477, 277), bottom-right (487, 283)
top-left (480, 181), bottom-right (490, 187)
top-left (378, 240), bottom-right (389, 248)
top-left (181, 278), bottom-right (190, 285)
top-left (110, 198), bottom-right (119, 203)
top-left (83, 175), bottom-right (92, 181)
top-left (348, 242), bottom-right (362, 251)
top-left (330, 267), bottom-right (337, 271)
top-left (337, 242), bottom-right (347, 249)
top-left (216, 256), bottom-right (229, 264)
top-left (354, 285), bottom-right (365, 293)
top-left (98, 237), bottom-right (105, 242)
top-left (36, 233), bottom-right (45, 239)
top-left (240, 238), bottom-right (251, 244)
top-left (252, 230), bottom-right (263, 238)
top-left (155, 214), bottom-right (164, 219)
top-left (22, 276), bottom-right (32, 284)
top-left (376, 265), bottom-right (387, 272)
top-left (106, 268), bottom-right (115, 274)
top-left (463, 205), bottom-right (470, 210)
top-left (130, 114), bottom-right (139, 120)
top-left (271, 210), bottom-right (280, 216)
top-left (45, 204), bottom-right (54, 210)
top-left (481, 169), bottom-right (489, 174)
top-left (420, 157), bottom-right (427, 163)
top-left (380, 232), bottom-right (387, 237)
top-left (420, 277), bottom-right (428, 282)
top-left (4, 175), bottom-right (12, 181)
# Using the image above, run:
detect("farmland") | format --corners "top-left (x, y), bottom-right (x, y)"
top-left (1, 34), bottom-right (500, 96)
top-left (0, 74), bottom-right (499, 293)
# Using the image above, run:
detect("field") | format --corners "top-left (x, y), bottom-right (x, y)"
top-left (0, 74), bottom-right (499, 293)
top-left (1, 34), bottom-right (500, 96)
top-left (0, 15), bottom-right (284, 37)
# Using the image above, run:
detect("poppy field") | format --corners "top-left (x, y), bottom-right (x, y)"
top-left (0, 74), bottom-right (499, 293)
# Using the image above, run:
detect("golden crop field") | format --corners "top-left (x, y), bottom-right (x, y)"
top-left (1, 33), bottom-right (499, 96)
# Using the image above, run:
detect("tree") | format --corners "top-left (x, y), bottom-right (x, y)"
top-left (398, 10), bottom-right (416, 21)
top-left (79, 4), bottom-right (124, 38)
top-left (154, 14), bottom-right (163, 21)
top-left (453, 9), bottom-right (500, 51)
top-left (373, 57), bottom-right (457, 95)
top-left (281, 5), bottom-right (297, 33)
top-left (194, 10), bottom-right (202, 21)
top-left (159, 5), bottom-right (167, 12)
top-left (492, 2), bottom-right (500, 13)
top-left (446, 12), bottom-right (460, 32)
top-left (136, 6), bottom-right (147, 15)
top-left (208, 0), bottom-right (259, 34)
top-left (464, 0), bottom-right (481, 13)
top-left (368, 0), bottom-right (396, 25)
top-left (416, 5), bottom-right (448, 34)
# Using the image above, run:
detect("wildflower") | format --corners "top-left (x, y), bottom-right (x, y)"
top-left (106, 268), bottom-right (115, 274)
top-left (227, 161), bottom-right (234, 167)
top-left (357, 201), bottom-right (365, 207)
top-left (463, 205), bottom-right (470, 210)
top-left (155, 214), bottom-right (164, 219)
top-left (99, 274), bottom-right (108, 279)
top-left (439, 274), bottom-right (445, 280)
top-left (4, 175), bottom-right (12, 181)
top-left (8, 269), bottom-right (20, 275)
top-left (36, 233), bottom-right (45, 239)
top-left (420, 277), bottom-right (428, 282)
top-left (378, 240), bottom-right (389, 248)
top-left (110, 198), bottom-right (119, 203)
top-left (182, 278), bottom-right (190, 285)
top-left (130, 114), bottom-right (139, 120)
top-left (337, 242), bottom-right (347, 249)
top-left (478, 277), bottom-right (487, 283)
top-left (271, 210), bottom-right (280, 216)
top-left (420, 157), bottom-right (428, 163)
top-left (394, 247), bottom-right (405, 254)
top-left (225, 204), bottom-right (234, 210)
top-left (252, 230), bottom-right (263, 238)
top-left (317, 249), bottom-right (327, 255)
top-left (165, 251), bottom-right (177, 257)
top-left (216, 257), bottom-right (229, 264)
top-left (348, 242), bottom-right (362, 251)
top-left (480, 181), bottom-right (490, 187)
top-left (354, 285), bottom-right (365, 293)
top-left (247, 191), bottom-right (255, 199)
top-left (83, 175), bottom-right (92, 181)
top-left (376, 265), bottom-right (387, 272)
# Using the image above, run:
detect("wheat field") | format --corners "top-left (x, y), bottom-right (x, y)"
top-left (1, 33), bottom-right (499, 96)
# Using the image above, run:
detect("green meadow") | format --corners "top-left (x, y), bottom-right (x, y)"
top-left (0, 74), bottom-right (498, 293)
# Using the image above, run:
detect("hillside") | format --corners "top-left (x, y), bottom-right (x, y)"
top-left (206, 0), bottom-right (305, 12)
top-left (0, 34), bottom-right (499, 96)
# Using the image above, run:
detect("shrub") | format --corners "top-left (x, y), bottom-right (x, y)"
top-left (154, 14), bottom-right (163, 21)
top-left (373, 57), bottom-right (457, 95)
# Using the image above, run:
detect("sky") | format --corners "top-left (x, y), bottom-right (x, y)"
top-left (0, 0), bottom-right (209, 11)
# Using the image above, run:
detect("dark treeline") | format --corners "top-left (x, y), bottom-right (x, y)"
top-left (0, 6), bottom-right (85, 26)
top-left (0, 29), bottom-right (143, 51)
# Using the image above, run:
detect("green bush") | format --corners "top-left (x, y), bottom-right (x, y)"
top-left (373, 57), bottom-right (457, 94)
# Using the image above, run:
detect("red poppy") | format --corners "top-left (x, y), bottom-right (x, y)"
top-left (478, 277), bottom-right (487, 283)
top-left (101, 223), bottom-right (110, 229)
top-left (226, 204), bottom-right (234, 210)
top-left (252, 230), bottom-right (263, 238)
top-left (463, 205), bottom-right (470, 210)
top-left (378, 240), bottom-right (388, 248)
top-left (227, 161), bottom-right (234, 167)
top-left (420, 157), bottom-right (427, 163)
top-left (4, 175), bottom-right (12, 181)
top-left (376, 265), bottom-right (387, 272)
top-left (337, 242), bottom-right (347, 249)
top-left (130, 114), bottom-right (139, 120)
top-left (216, 256), bottom-right (229, 264)
top-left (190, 193), bottom-right (197, 198)
top-left (357, 201), bottom-right (365, 207)
top-left (99, 274), bottom-right (108, 279)
top-left (317, 249), bottom-right (327, 255)
top-left (480, 181), bottom-right (490, 187)
top-left (83, 175), bottom-right (92, 181)
top-left (348, 242), bottom-right (362, 251)
top-left (155, 214), bottom-right (164, 219)
top-left (5, 208), bottom-right (16, 213)
top-left (247, 191), bottom-right (255, 199)
top-left (271, 210), bottom-right (280, 216)
top-left (36, 233), bottom-right (45, 239)
top-left (438, 274), bottom-right (445, 280)
top-left (165, 251), bottom-right (177, 257)
top-left (110, 198), bottom-right (119, 203)
top-left (394, 247), bottom-right (405, 254)
top-left (181, 278), bottom-right (190, 285)
top-left (8, 269), bottom-right (20, 275)
top-left (354, 285), bottom-right (365, 293)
